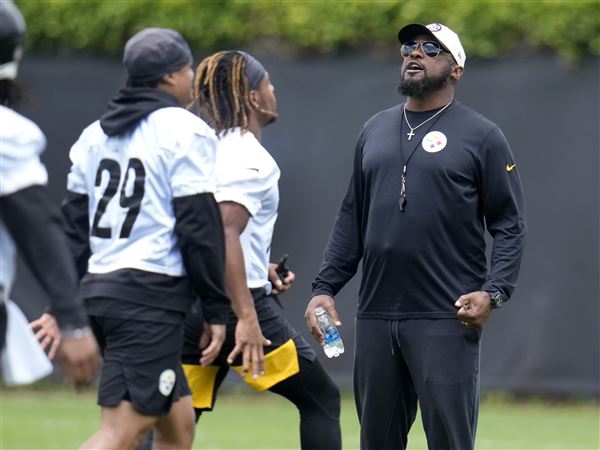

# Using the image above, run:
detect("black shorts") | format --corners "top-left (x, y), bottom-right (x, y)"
top-left (90, 314), bottom-right (191, 416)
top-left (181, 289), bottom-right (316, 409)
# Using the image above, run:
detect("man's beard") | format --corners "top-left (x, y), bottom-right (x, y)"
top-left (397, 63), bottom-right (453, 98)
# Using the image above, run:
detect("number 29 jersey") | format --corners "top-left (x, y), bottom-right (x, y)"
top-left (66, 107), bottom-right (218, 277)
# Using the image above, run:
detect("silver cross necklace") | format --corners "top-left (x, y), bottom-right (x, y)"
top-left (403, 100), bottom-right (453, 140)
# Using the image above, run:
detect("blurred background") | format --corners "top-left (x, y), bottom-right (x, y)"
top-left (9, 0), bottom-right (599, 401)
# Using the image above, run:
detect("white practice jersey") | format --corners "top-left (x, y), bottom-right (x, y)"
top-left (0, 106), bottom-right (48, 300)
top-left (67, 107), bottom-right (218, 277)
top-left (214, 128), bottom-right (280, 291)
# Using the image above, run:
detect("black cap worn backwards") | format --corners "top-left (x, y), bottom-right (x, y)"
top-left (123, 28), bottom-right (192, 84)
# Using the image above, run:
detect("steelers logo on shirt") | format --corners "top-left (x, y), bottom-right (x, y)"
top-left (158, 369), bottom-right (176, 396)
top-left (422, 131), bottom-right (448, 153)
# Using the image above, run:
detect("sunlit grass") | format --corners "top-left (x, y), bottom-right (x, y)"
top-left (1, 384), bottom-right (598, 449)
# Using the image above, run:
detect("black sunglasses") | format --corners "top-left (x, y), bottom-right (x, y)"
top-left (400, 41), bottom-right (446, 58)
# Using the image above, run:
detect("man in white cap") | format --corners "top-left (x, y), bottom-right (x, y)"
top-left (305, 22), bottom-right (527, 449)
top-left (59, 28), bottom-right (267, 449)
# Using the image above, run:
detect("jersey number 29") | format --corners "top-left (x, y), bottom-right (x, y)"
top-left (91, 158), bottom-right (145, 239)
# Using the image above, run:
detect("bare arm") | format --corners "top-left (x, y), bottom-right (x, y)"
top-left (219, 201), bottom-right (270, 378)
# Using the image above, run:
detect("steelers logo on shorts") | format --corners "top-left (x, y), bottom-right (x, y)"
top-left (422, 131), bottom-right (448, 153)
top-left (158, 369), bottom-right (176, 396)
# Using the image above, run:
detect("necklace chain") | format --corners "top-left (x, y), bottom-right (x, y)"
top-left (403, 100), bottom-right (453, 140)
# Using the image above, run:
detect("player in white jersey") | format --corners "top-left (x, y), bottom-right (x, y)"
top-left (59, 29), bottom-right (265, 450)
top-left (181, 51), bottom-right (342, 449)
top-left (0, 0), bottom-right (100, 385)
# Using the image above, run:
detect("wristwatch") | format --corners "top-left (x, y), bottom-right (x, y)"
top-left (487, 291), bottom-right (506, 309)
top-left (60, 325), bottom-right (93, 339)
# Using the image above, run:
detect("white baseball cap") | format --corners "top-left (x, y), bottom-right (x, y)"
top-left (397, 23), bottom-right (466, 68)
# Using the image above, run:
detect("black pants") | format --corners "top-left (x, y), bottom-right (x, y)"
top-left (210, 356), bottom-right (341, 449)
top-left (354, 318), bottom-right (481, 450)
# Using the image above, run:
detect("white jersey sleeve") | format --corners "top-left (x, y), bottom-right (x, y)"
top-left (169, 115), bottom-right (217, 198)
top-left (0, 106), bottom-right (48, 196)
top-left (214, 129), bottom-right (279, 216)
top-left (213, 129), bottom-right (281, 290)
top-left (66, 137), bottom-right (89, 195)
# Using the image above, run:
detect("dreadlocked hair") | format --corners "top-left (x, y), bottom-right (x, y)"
top-left (194, 51), bottom-right (253, 137)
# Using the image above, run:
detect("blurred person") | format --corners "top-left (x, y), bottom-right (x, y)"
top-left (143, 50), bottom-right (341, 450)
top-left (305, 23), bottom-right (527, 450)
top-left (0, 0), bottom-right (100, 385)
top-left (58, 29), bottom-right (263, 450)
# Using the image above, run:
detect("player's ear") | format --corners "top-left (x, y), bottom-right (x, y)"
top-left (249, 90), bottom-right (261, 110)
top-left (159, 72), bottom-right (177, 87)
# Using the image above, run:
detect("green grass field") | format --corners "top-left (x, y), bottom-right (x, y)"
top-left (1, 385), bottom-right (598, 450)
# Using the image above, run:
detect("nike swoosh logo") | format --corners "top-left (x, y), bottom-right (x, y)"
top-left (506, 164), bottom-right (517, 172)
top-left (247, 168), bottom-right (260, 172)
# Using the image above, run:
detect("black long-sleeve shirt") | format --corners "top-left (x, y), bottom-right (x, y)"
top-left (312, 101), bottom-right (527, 319)
top-left (0, 185), bottom-right (88, 328)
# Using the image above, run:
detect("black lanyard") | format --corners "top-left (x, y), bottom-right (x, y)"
top-left (398, 104), bottom-right (448, 212)
top-left (399, 136), bottom-right (420, 212)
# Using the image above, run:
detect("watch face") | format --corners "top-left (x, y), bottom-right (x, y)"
top-left (492, 292), bottom-right (505, 308)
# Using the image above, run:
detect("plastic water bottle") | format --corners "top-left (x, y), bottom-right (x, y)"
top-left (315, 307), bottom-right (344, 358)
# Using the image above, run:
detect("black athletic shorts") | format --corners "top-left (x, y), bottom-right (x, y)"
top-left (90, 314), bottom-right (191, 416)
top-left (181, 289), bottom-right (316, 408)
